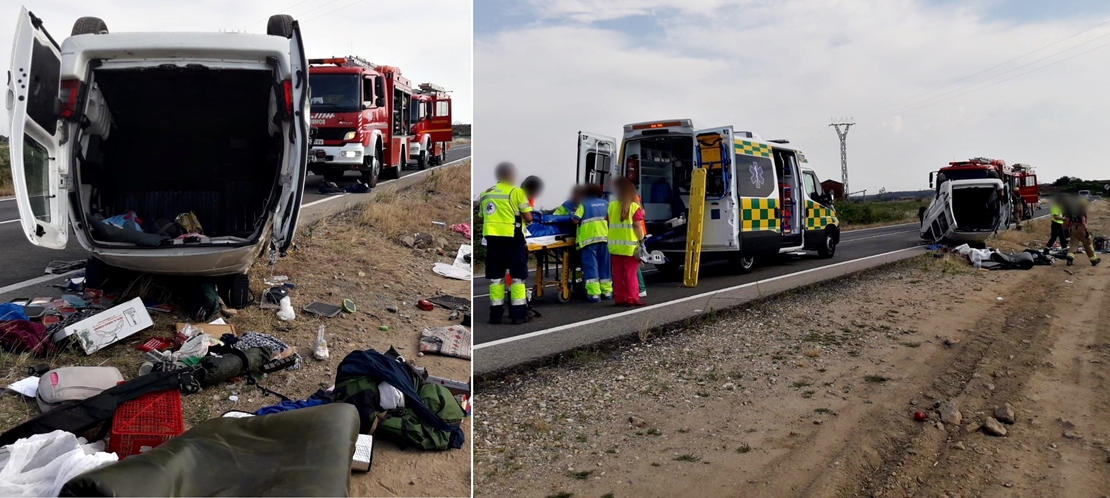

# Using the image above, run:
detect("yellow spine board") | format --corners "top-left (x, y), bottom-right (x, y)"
top-left (684, 168), bottom-right (707, 287)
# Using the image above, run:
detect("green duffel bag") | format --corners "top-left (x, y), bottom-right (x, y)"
top-left (335, 376), bottom-right (465, 451)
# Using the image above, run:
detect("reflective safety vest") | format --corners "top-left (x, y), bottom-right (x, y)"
top-left (480, 182), bottom-right (530, 237)
top-left (574, 197), bottom-right (608, 248)
top-left (607, 200), bottom-right (641, 256)
top-left (1050, 203), bottom-right (1064, 224)
top-left (553, 199), bottom-right (577, 216)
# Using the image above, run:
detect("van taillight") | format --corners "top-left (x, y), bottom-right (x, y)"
top-left (282, 79), bottom-right (293, 117)
top-left (59, 79), bottom-right (82, 119)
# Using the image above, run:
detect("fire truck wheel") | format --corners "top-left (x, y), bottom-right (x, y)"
top-left (72, 17), bottom-right (108, 36)
top-left (817, 230), bottom-right (837, 258)
top-left (266, 14), bottom-right (295, 38)
top-left (728, 254), bottom-right (756, 274)
top-left (382, 163), bottom-right (400, 180)
top-left (418, 151), bottom-right (428, 170)
top-left (361, 156), bottom-right (379, 187)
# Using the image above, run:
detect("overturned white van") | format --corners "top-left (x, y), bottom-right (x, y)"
top-left (6, 8), bottom-right (309, 277)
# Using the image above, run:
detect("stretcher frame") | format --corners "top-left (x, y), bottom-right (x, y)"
top-left (526, 236), bottom-right (576, 303)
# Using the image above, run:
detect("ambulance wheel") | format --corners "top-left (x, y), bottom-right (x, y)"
top-left (729, 254), bottom-right (756, 274)
top-left (266, 14), bottom-right (295, 38)
top-left (418, 151), bottom-right (428, 170)
top-left (361, 156), bottom-right (379, 187)
top-left (817, 230), bottom-right (837, 258)
top-left (72, 17), bottom-right (108, 36)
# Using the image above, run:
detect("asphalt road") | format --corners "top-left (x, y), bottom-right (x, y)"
top-left (0, 144), bottom-right (471, 290)
top-left (474, 206), bottom-right (1049, 348)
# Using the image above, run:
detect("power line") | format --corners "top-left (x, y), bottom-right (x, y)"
top-left (301, 0), bottom-right (370, 23)
top-left (241, 0), bottom-right (316, 30)
top-left (880, 27), bottom-right (1110, 117)
top-left (872, 16), bottom-right (1110, 115)
top-left (893, 37), bottom-right (1110, 115)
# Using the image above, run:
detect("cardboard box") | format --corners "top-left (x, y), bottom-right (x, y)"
top-left (175, 323), bottom-right (237, 337)
top-left (62, 297), bottom-right (153, 355)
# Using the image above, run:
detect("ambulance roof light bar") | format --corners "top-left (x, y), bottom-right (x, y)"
top-left (625, 119), bottom-right (693, 132)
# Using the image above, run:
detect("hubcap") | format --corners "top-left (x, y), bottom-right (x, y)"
top-left (826, 236), bottom-right (835, 251)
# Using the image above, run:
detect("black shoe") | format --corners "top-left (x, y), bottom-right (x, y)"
top-left (1067, 258), bottom-right (1075, 266)
top-left (1093, 259), bottom-right (1102, 267)
top-left (511, 315), bottom-right (533, 325)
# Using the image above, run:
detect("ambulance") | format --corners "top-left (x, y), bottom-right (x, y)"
top-left (577, 119), bottom-right (839, 275)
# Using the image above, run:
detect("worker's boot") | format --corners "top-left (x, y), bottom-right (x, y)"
top-left (1067, 255), bottom-right (1075, 266)
top-left (1093, 258), bottom-right (1101, 267)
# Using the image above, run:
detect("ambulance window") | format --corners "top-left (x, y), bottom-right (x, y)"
top-left (803, 172), bottom-right (820, 199)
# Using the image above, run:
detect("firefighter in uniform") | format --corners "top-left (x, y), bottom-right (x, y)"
top-left (1010, 187), bottom-right (1024, 230)
top-left (572, 184), bottom-right (612, 302)
top-left (480, 163), bottom-right (533, 324)
top-left (1065, 196), bottom-right (1100, 267)
top-left (1044, 197), bottom-right (1068, 254)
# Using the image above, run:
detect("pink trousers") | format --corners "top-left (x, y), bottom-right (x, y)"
top-left (610, 255), bottom-right (641, 304)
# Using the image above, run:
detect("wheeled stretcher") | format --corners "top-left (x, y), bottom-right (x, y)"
top-left (525, 235), bottom-right (576, 303)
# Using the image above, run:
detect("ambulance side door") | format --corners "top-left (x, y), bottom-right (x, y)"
top-left (577, 131), bottom-right (616, 194)
top-left (272, 18), bottom-right (310, 256)
top-left (7, 8), bottom-right (68, 249)
top-left (693, 126), bottom-right (740, 250)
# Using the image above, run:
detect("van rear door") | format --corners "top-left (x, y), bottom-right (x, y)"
top-left (272, 19), bottom-right (310, 256)
top-left (693, 126), bottom-right (740, 250)
top-left (7, 8), bottom-right (68, 249)
top-left (577, 132), bottom-right (617, 194)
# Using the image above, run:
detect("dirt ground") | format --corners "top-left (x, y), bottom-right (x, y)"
top-left (0, 163), bottom-right (472, 497)
top-left (474, 203), bottom-right (1110, 497)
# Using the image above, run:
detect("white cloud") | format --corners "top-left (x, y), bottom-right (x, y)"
top-left (476, 0), bottom-right (1110, 207)
top-left (1, 0), bottom-right (472, 136)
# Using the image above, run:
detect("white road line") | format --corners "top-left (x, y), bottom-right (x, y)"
top-left (842, 221), bottom-right (916, 233)
top-left (474, 246), bottom-right (923, 350)
top-left (0, 219), bottom-right (19, 225)
top-left (0, 270), bottom-right (82, 295)
top-left (0, 197), bottom-right (14, 202)
top-left (300, 156), bottom-right (470, 209)
top-left (841, 229), bottom-right (917, 243)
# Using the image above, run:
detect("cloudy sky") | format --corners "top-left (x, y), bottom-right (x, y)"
top-left (2, 0), bottom-right (472, 136)
top-left (475, 0), bottom-right (1110, 207)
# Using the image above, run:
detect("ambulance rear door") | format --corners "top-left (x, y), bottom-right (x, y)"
top-left (733, 136), bottom-right (780, 256)
top-left (693, 126), bottom-right (740, 251)
top-left (577, 131), bottom-right (616, 194)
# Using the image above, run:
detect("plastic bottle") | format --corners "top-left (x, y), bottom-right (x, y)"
top-left (313, 325), bottom-right (329, 360)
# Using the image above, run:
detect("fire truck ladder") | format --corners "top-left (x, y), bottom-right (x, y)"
top-left (683, 167), bottom-right (707, 288)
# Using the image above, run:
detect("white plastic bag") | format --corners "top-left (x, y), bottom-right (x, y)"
top-left (172, 333), bottom-right (217, 361)
top-left (276, 296), bottom-right (295, 321)
top-left (0, 430), bottom-right (117, 497)
top-left (378, 382), bottom-right (405, 410)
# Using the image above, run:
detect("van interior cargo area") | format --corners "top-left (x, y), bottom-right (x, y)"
top-left (952, 187), bottom-right (1001, 231)
top-left (626, 136), bottom-right (693, 223)
top-left (79, 67), bottom-right (281, 245)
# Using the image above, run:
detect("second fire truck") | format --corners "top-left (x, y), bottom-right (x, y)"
top-left (410, 83), bottom-right (453, 169)
top-left (307, 56), bottom-right (413, 185)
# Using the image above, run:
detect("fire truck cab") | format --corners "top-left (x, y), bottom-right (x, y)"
top-left (307, 56), bottom-right (412, 185)
top-left (1010, 163), bottom-right (1039, 218)
top-left (577, 120), bottom-right (840, 276)
top-left (410, 83), bottom-right (453, 169)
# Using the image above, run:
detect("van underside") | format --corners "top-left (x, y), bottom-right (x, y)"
top-left (951, 186), bottom-right (1001, 231)
top-left (78, 67), bottom-right (281, 246)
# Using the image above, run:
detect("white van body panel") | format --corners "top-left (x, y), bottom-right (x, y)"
top-left (920, 178), bottom-right (1003, 243)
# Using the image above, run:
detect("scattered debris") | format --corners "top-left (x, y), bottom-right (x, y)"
top-left (982, 417), bottom-right (1008, 437)
top-left (994, 403), bottom-right (1016, 424)
top-left (937, 401), bottom-right (962, 426)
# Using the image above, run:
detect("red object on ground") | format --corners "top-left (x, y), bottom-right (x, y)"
top-left (135, 337), bottom-right (172, 353)
top-left (109, 389), bottom-right (184, 458)
top-left (913, 411), bottom-right (926, 422)
top-left (417, 299), bottom-right (434, 311)
top-left (450, 223), bottom-right (471, 239)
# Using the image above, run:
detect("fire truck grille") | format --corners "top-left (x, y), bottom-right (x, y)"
top-left (315, 128), bottom-right (356, 141)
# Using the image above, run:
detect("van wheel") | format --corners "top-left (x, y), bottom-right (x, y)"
top-left (72, 17), bottom-right (108, 36)
top-left (654, 261), bottom-right (682, 280)
top-left (728, 254), bottom-right (756, 274)
top-left (266, 14), bottom-right (295, 38)
top-left (361, 156), bottom-right (379, 187)
top-left (418, 151), bottom-right (428, 170)
top-left (817, 230), bottom-right (837, 258)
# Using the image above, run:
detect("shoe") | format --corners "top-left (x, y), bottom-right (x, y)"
top-left (1093, 259), bottom-right (1102, 267)
top-left (1067, 258), bottom-right (1075, 266)
top-left (629, 300), bottom-right (647, 307)
top-left (639, 290), bottom-right (647, 298)
top-left (586, 296), bottom-right (601, 303)
top-left (601, 294), bottom-right (613, 301)
top-left (511, 315), bottom-right (533, 325)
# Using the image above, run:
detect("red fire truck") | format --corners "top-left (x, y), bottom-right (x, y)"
top-left (1009, 163), bottom-right (1039, 218)
top-left (307, 56), bottom-right (413, 185)
top-left (410, 83), bottom-right (453, 169)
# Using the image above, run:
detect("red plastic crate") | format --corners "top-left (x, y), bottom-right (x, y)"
top-left (108, 389), bottom-right (184, 458)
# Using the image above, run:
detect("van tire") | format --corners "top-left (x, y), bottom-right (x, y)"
top-left (71, 17), bottom-right (108, 36)
top-left (266, 14), bottom-right (295, 38)
top-left (817, 230), bottom-right (837, 258)
top-left (728, 254), bottom-right (756, 274)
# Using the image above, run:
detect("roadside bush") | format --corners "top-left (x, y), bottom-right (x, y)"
top-left (835, 199), bottom-right (928, 227)
top-left (0, 144), bottom-right (11, 197)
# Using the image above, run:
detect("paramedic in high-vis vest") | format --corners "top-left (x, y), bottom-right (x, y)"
top-left (553, 185), bottom-right (585, 216)
top-left (1045, 197), bottom-right (1069, 254)
top-left (609, 178), bottom-right (646, 306)
top-left (572, 184), bottom-right (612, 302)
top-left (480, 163), bottom-right (534, 324)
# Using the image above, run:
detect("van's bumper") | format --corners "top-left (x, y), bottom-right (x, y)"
top-left (308, 143), bottom-right (364, 167)
top-left (89, 244), bottom-right (263, 277)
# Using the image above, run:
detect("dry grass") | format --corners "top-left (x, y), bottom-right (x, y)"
top-left (354, 162), bottom-right (471, 242)
top-left (451, 138), bottom-right (471, 145)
